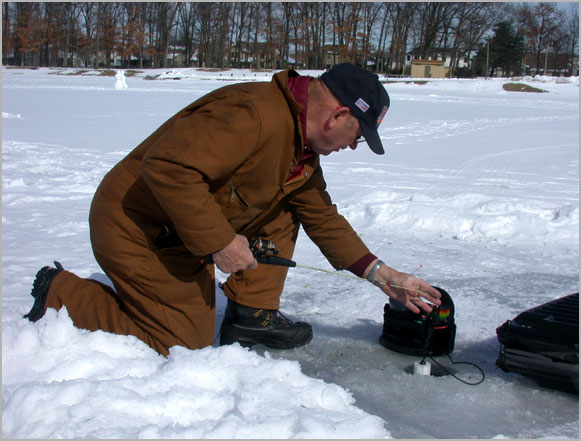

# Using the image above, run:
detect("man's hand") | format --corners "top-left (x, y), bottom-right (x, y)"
top-left (364, 259), bottom-right (442, 314)
top-left (212, 234), bottom-right (258, 274)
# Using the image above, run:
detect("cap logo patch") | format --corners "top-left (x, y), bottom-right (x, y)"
top-left (355, 98), bottom-right (370, 113)
top-left (376, 106), bottom-right (388, 127)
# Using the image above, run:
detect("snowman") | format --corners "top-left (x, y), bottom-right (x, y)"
top-left (114, 70), bottom-right (128, 90)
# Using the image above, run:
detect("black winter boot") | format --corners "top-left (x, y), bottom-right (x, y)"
top-left (220, 299), bottom-right (312, 349)
top-left (24, 261), bottom-right (64, 322)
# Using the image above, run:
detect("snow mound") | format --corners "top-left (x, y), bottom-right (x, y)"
top-left (2, 309), bottom-right (390, 439)
top-left (340, 189), bottom-right (578, 244)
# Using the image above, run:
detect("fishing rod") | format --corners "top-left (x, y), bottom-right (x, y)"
top-left (205, 238), bottom-right (429, 295)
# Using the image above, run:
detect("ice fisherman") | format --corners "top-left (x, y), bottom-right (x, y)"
top-left (25, 63), bottom-right (442, 356)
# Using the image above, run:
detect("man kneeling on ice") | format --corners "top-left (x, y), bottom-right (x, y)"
top-left (25, 63), bottom-right (441, 356)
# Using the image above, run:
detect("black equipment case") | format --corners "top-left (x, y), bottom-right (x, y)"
top-left (496, 293), bottom-right (579, 394)
top-left (379, 287), bottom-right (456, 357)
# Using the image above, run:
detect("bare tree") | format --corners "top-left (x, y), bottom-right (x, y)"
top-left (449, 3), bottom-right (502, 74)
top-left (78, 3), bottom-right (97, 67)
top-left (358, 2), bottom-right (383, 68)
top-left (562, 4), bottom-right (579, 75)
top-left (514, 2), bottom-right (564, 75)
top-left (260, 2), bottom-right (275, 68)
top-left (2, 1), bottom-right (577, 77)
top-left (215, 3), bottom-right (233, 68)
top-left (413, 2), bottom-right (457, 60)
top-left (374, 3), bottom-right (393, 72)
top-left (228, 3), bottom-right (249, 67)
top-left (176, 3), bottom-right (196, 67)
top-left (331, 2), bottom-right (348, 58)
top-left (249, 2), bottom-right (262, 69)
top-left (2, 2), bottom-right (13, 65)
top-left (62, 3), bottom-right (81, 67)
top-left (153, 2), bottom-right (177, 68)
top-left (387, 3), bottom-right (417, 73)
top-left (287, 3), bottom-right (305, 67)
top-left (115, 3), bottom-right (149, 68)
top-left (13, 2), bottom-right (45, 66)
top-left (328, 2), bottom-right (365, 65)
top-left (279, 2), bottom-right (295, 68)
top-left (300, 2), bottom-right (330, 68)
top-left (346, 2), bottom-right (364, 64)
top-left (95, 3), bottom-right (122, 68)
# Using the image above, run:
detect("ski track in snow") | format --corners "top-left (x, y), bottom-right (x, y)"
top-left (384, 114), bottom-right (579, 146)
top-left (2, 68), bottom-right (579, 439)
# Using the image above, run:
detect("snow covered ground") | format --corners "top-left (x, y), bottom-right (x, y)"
top-left (2, 67), bottom-right (579, 439)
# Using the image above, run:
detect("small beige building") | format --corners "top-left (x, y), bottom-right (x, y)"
top-left (411, 60), bottom-right (450, 78)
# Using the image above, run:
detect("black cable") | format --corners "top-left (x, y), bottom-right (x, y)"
top-left (428, 354), bottom-right (486, 386)
top-left (417, 306), bottom-right (484, 386)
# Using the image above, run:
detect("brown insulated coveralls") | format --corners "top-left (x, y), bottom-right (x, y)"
top-left (46, 70), bottom-right (371, 356)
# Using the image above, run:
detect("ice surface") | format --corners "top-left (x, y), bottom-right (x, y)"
top-left (2, 67), bottom-right (578, 438)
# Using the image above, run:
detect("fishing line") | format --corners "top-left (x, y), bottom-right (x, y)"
top-left (295, 263), bottom-right (429, 294)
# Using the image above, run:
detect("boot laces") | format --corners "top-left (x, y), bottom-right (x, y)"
top-left (252, 309), bottom-right (293, 328)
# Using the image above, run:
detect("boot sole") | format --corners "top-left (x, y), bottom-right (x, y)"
top-left (24, 269), bottom-right (55, 322)
top-left (24, 262), bottom-right (63, 322)
top-left (220, 328), bottom-right (313, 349)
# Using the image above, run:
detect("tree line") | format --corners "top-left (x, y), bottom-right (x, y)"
top-left (2, 2), bottom-right (578, 77)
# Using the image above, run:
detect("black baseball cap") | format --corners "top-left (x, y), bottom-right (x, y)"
top-left (321, 63), bottom-right (390, 155)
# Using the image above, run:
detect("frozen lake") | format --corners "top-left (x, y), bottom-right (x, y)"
top-left (2, 67), bottom-right (578, 438)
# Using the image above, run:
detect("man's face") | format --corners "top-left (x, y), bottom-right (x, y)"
top-left (311, 111), bottom-right (363, 156)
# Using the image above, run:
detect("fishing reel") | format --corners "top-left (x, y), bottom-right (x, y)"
top-left (250, 239), bottom-right (278, 257)
top-left (249, 239), bottom-right (296, 267)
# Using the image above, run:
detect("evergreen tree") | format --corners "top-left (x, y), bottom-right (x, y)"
top-left (491, 21), bottom-right (524, 76)
top-left (474, 21), bottom-right (524, 76)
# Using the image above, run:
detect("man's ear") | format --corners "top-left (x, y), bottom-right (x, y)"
top-left (324, 106), bottom-right (350, 130)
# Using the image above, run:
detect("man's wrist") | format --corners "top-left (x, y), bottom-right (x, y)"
top-left (347, 253), bottom-right (377, 278)
top-left (366, 259), bottom-right (385, 283)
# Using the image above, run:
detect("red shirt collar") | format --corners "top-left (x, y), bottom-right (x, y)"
top-left (288, 74), bottom-right (313, 151)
